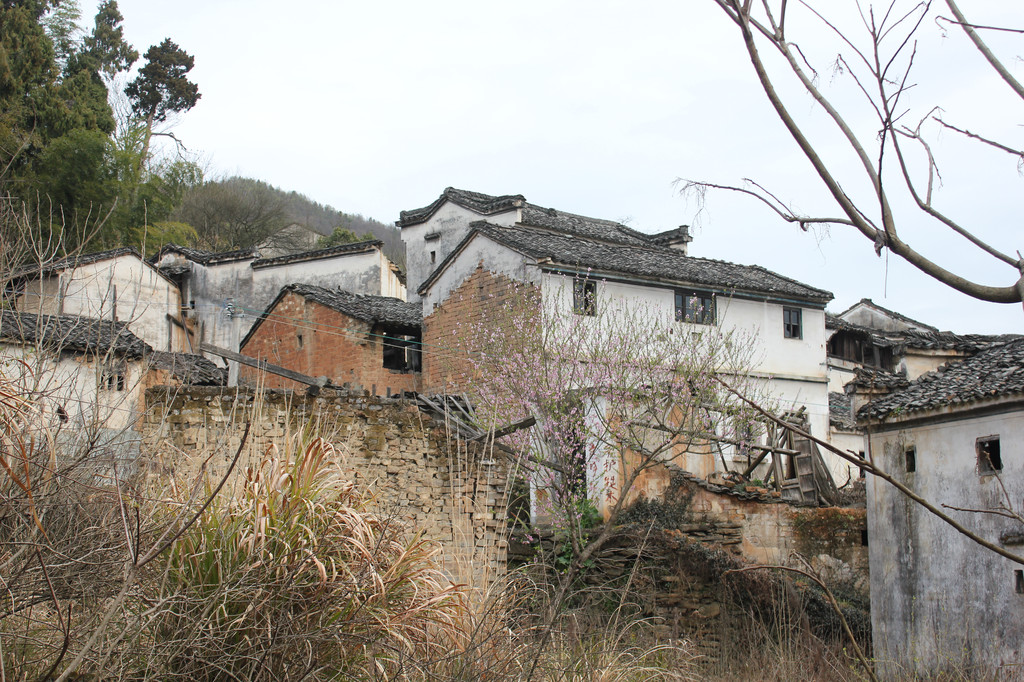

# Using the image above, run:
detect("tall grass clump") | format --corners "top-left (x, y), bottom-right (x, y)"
top-left (144, 434), bottom-right (465, 680)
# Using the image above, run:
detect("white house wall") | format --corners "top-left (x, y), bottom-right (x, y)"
top-left (401, 203), bottom-right (518, 301)
top-left (420, 236), bottom-right (539, 313)
top-left (174, 249), bottom-right (391, 364)
top-left (866, 407), bottom-right (1024, 678)
top-left (18, 255), bottom-right (184, 352)
top-left (539, 273), bottom-right (842, 486)
top-left (0, 343), bottom-right (144, 433)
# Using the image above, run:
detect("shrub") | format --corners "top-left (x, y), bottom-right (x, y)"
top-left (144, 435), bottom-right (465, 680)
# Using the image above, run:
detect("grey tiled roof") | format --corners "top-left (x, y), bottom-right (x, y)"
top-left (827, 313), bottom-right (1018, 352)
top-left (847, 366), bottom-right (910, 390)
top-left (149, 351), bottom-right (226, 385)
top-left (12, 247), bottom-right (142, 279)
top-left (428, 223), bottom-right (832, 303)
top-left (398, 187), bottom-right (526, 227)
top-left (829, 392), bottom-right (857, 431)
top-left (251, 240), bottom-right (382, 269)
top-left (242, 285), bottom-right (421, 349)
top-left (399, 187), bottom-right (655, 247)
top-left (836, 298), bottom-right (938, 332)
top-left (153, 244), bottom-right (257, 265)
top-left (858, 339), bottom-right (1024, 421)
top-left (518, 205), bottom-right (652, 246)
top-left (0, 311), bottom-right (150, 359)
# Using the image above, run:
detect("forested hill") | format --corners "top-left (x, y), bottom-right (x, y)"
top-left (170, 176), bottom-right (406, 267)
top-left (275, 185), bottom-right (404, 266)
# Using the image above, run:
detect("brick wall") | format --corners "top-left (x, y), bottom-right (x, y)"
top-left (422, 265), bottom-right (537, 393)
top-left (240, 291), bottom-right (420, 396)
top-left (141, 386), bottom-right (507, 582)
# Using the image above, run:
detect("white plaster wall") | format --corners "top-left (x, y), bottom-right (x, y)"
top-left (866, 407), bottom-right (1024, 678)
top-left (900, 349), bottom-right (968, 381)
top-left (0, 344), bottom-right (144, 432)
top-left (401, 203), bottom-right (518, 301)
top-left (18, 255), bottom-right (183, 352)
top-left (185, 249), bottom-right (396, 361)
top-left (378, 252), bottom-right (407, 300)
top-left (539, 273), bottom-right (842, 489)
top-left (419, 235), bottom-right (539, 314)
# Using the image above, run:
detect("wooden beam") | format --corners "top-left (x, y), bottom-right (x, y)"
top-left (200, 343), bottom-right (327, 388)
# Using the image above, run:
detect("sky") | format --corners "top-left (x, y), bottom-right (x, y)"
top-left (84, 0), bottom-right (1022, 334)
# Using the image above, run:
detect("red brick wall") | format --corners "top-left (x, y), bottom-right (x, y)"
top-left (240, 291), bottom-right (420, 396)
top-left (422, 265), bottom-right (537, 394)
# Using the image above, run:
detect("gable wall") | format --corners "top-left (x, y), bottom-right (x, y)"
top-left (240, 292), bottom-right (420, 396)
top-left (17, 255), bottom-right (185, 352)
top-left (401, 203), bottom-right (518, 301)
top-left (867, 408), bottom-right (1024, 678)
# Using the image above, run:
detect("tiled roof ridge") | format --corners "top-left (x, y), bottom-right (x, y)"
top-left (284, 283), bottom-right (421, 325)
top-left (857, 338), bottom-right (1024, 421)
top-left (477, 222), bottom-right (833, 300)
top-left (838, 298), bottom-right (939, 332)
top-left (251, 239), bottom-right (383, 268)
top-left (153, 244), bottom-right (258, 265)
top-left (398, 187), bottom-right (526, 227)
top-left (0, 310), bottom-right (151, 359)
top-left (14, 246), bottom-right (143, 278)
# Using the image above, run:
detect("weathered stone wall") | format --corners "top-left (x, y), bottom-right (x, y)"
top-left (510, 525), bottom-right (871, 663)
top-left (141, 386), bottom-right (507, 582)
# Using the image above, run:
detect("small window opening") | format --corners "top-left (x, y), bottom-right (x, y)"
top-left (978, 436), bottom-right (1002, 474)
top-left (861, 528), bottom-right (869, 546)
top-left (382, 333), bottom-right (422, 372)
top-left (297, 333), bottom-right (303, 348)
top-left (905, 447), bottom-right (916, 473)
top-left (430, 250), bottom-right (436, 264)
top-left (783, 307), bottom-right (803, 339)
top-left (1016, 570), bottom-right (1024, 594)
top-left (573, 278), bottom-right (597, 316)
top-left (102, 363), bottom-right (126, 392)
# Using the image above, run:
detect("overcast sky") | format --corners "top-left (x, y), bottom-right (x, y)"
top-left (85, 1), bottom-right (1022, 334)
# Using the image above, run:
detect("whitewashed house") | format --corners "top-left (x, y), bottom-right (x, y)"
top-left (152, 240), bottom-right (406, 379)
top-left (825, 300), bottom-right (1020, 469)
top-left (398, 188), bottom-right (841, 492)
top-left (856, 338), bottom-right (1024, 679)
top-left (13, 247), bottom-right (187, 353)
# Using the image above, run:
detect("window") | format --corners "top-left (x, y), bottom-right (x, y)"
top-left (905, 446), bottom-right (916, 473)
top-left (675, 290), bottom-right (715, 325)
top-left (573, 278), bottom-right (597, 316)
top-left (296, 333), bottom-right (303, 348)
top-left (784, 307), bottom-right (802, 339)
top-left (430, 250), bottom-right (436, 264)
top-left (1016, 570), bottom-right (1024, 594)
top-left (978, 436), bottom-right (1002, 474)
top-left (101, 362), bottom-right (126, 391)
top-left (382, 333), bottom-right (422, 372)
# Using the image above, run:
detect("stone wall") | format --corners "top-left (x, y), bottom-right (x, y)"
top-left (510, 524), bottom-right (871, 663)
top-left (141, 386), bottom-right (507, 582)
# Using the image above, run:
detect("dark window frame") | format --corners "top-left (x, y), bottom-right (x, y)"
top-left (784, 307), bottom-right (803, 339)
top-left (675, 290), bottom-right (715, 325)
top-left (905, 446), bottom-right (916, 473)
top-left (977, 435), bottom-right (1002, 475)
top-left (573, 278), bottom-right (597, 316)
